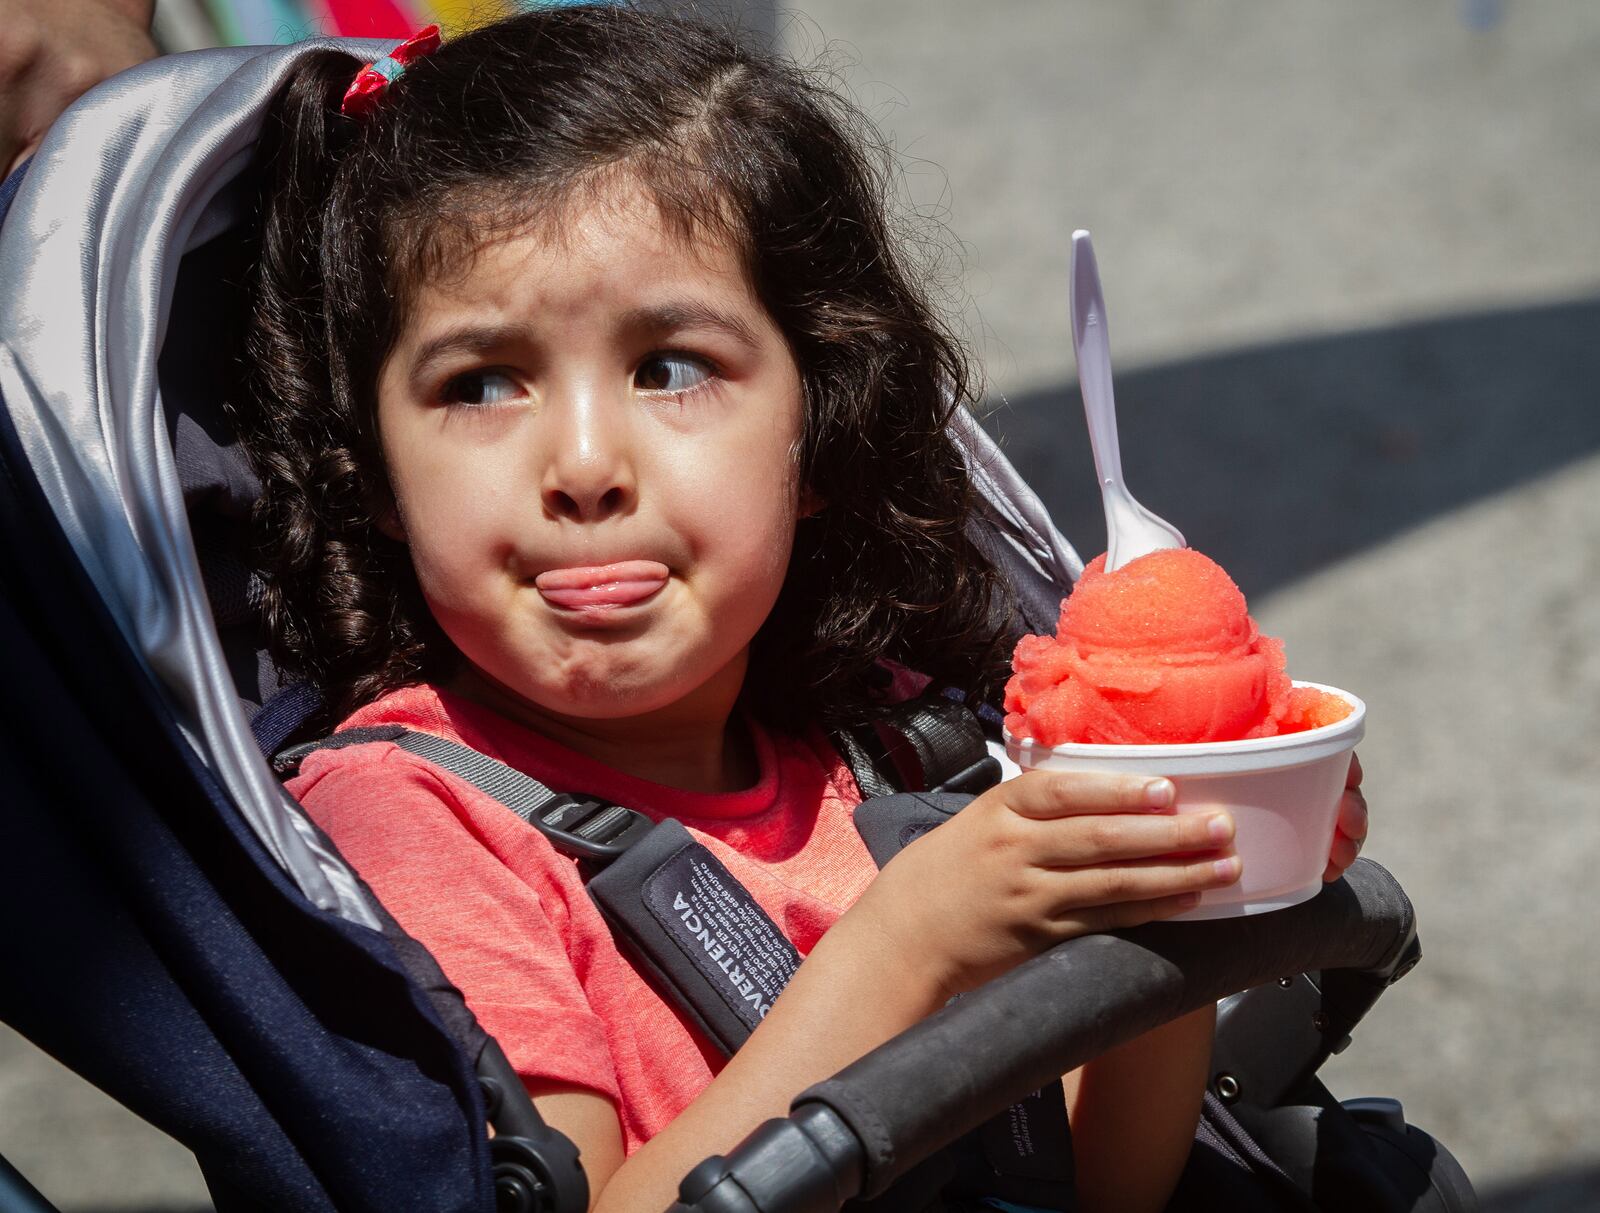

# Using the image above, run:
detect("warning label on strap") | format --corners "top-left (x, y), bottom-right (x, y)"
top-left (643, 843), bottom-right (801, 1032)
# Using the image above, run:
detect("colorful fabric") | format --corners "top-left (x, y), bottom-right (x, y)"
top-left (152, 0), bottom-right (596, 50)
top-left (288, 684), bottom-right (878, 1152)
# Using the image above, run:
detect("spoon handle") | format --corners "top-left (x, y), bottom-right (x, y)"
top-left (1070, 230), bottom-right (1125, 495)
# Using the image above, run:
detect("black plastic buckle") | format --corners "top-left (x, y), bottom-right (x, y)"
top-left (522, 794), bottom-right (655, 866)
top-left (931, 754), bottom-right (1002, 795)
top-left (270, 725), bottom-right (406, 777)
top-left (478, 1042), bottom-right (588, 1213)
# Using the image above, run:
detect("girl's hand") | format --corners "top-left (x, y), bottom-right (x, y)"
top-left (843, 770), bottom-right (1241, 1003)
top-left (1323, 751), bottom-right (1369, 883)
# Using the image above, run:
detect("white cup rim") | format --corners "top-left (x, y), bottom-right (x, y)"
top-left (1004, 680), bottom-right (1366, 762)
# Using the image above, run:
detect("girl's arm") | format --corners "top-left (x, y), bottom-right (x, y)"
top-left (1064, 1003), bottom-right (1216, 1213)
top-left (543, 769), bottom-right (1242, 1213)
top-left (565, 900), bottom-right (957, 1211)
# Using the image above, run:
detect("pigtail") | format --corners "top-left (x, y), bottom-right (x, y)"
top-left (234, 50), bottom-right (443, 724)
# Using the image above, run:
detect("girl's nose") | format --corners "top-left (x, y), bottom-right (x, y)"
top-left (539, 391), bottom-right (638, 523)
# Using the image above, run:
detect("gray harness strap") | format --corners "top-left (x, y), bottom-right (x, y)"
top-left (274, 725), bottom-right (653, 865)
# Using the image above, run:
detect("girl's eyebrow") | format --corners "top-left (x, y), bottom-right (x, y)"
top-left (405, 301), bottom-right (762, 383)
top-left (619, 301), bottom-right (762, 352)
top-left (407, 322), bottom-right (530, 381)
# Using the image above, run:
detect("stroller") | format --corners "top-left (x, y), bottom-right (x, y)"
top-left (0, 36), bottom-right (1477, 1213)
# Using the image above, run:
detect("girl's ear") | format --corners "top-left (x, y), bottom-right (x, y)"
top-left (375, 500), bottom-right (408, 543)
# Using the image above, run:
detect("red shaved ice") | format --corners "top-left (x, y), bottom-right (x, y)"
top-left (1004, 549), bottom-right (1352, 746)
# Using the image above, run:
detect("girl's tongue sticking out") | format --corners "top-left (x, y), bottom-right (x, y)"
top-left (535, 561), bottom-right (670, 610)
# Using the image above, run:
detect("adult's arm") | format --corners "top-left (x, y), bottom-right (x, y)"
top-left (0, 0), bottom-right (157, 177)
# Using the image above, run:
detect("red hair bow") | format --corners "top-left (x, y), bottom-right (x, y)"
top-left (340, 25), bottom-right (441, 120)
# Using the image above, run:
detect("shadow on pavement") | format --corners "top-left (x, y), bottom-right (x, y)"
top-left (983, 297), bottom-right (1600, 599)
top-left (1480, 1162), bottom-right (1600, 1212)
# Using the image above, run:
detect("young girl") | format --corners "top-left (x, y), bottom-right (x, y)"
top-left (235, 8), bottom-right (1367, 1211)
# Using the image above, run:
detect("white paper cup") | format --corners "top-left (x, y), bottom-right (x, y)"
top-left (1004, 681), bottom-right (1366, 920)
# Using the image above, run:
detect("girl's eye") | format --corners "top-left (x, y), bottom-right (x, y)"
top-left (635, 353), bottom-right (713, 395)
top-left (442, 369), bottom-right (522, 408)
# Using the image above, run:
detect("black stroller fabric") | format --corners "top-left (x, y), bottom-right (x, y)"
top-left (0, 226), bottom-right (494, 1209)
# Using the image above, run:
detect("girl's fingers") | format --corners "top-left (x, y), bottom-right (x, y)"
top-left (1323, 829), bottom-right (1361, 882)
top-left (1004, 770), bottom-right (1176, 820)
top-left (1336, 787), bottom-right (1368, 843)
top-left (1047, 851), bottom-right (1241, 917)
top-left (1024, 808), bottom-right (1235, 867)
top-left (1326, 769), bottom-right (1369, 881)
top-left (1058, 890), bottom-right (1208, 936)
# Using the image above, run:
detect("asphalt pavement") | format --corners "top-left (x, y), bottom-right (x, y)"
top-left (2, 2), bottom-right (1595, 1209)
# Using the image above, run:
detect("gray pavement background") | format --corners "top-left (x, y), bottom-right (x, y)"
top-left (2, 1), bottom-right (1596, 1209)
top-left (790, 1), bottom-right (1600, 1201)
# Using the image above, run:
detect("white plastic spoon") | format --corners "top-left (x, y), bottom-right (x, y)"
top-left (1070, 229), bottom-right (1186, 572)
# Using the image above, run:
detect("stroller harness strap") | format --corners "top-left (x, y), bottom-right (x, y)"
top-left (275, 724), bottom-right (655, 864)
top-left (832, 691), bottom-right (1002, 800)
top-left (272, 694), bottom-right (1002, 1059)
top-left (275, 724), bottom-right (803, 1055)
top-left (273, 689), bottom-right (999, 869)
top-left (588, 819), bottom-right (802, 1056)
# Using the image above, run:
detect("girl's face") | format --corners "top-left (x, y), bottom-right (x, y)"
top-left (375, 182), bottom-right (807, 727)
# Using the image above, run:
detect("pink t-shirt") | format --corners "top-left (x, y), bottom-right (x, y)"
top-left (288, 684), bottom-right (877, 1153)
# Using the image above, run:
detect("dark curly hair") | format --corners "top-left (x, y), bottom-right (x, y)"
top-left (233, 3), bottom-right (1009, 732)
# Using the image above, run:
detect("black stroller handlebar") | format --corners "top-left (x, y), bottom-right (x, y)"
top-left (670, 858), bottom-right (1415, 1213)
